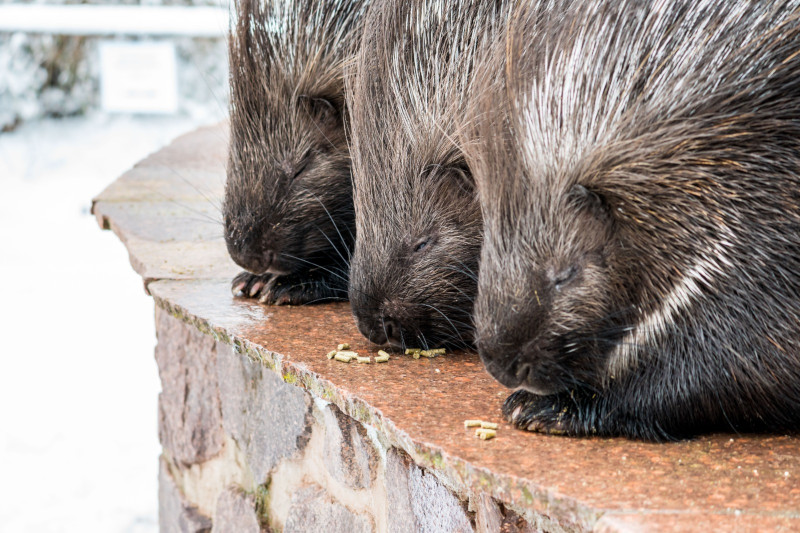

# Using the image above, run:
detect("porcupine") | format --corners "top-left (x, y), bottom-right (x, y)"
top-left (223, 0), bottom-right (369, 305)
top-left (347, 0), bottom-right (510, 348)
top-left (463, 0), bottom-right (800, 440)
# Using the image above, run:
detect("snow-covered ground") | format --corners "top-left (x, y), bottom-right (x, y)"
top-left (0, 113), bottom-right (222, 532)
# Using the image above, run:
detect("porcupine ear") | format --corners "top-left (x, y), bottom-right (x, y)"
top-left (568, 184), bottom-right (611, 221)
top-left (424, 160), bottom-right (475, 199)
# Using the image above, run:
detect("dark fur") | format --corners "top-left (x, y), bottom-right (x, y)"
top-left (347, 0), bottom-right (509, 348)
top-left (464, 0), bottom-right (800, 440)
top-left (223, 0), bottom-right (369, 305)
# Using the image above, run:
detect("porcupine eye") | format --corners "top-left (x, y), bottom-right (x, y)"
top-left (552, 265), bottom-right (579, 290)
top-left (413, 236), bottom-right (432, 254)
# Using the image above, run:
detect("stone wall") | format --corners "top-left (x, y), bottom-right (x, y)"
top-left (154, 308), bottom-right (536, 532)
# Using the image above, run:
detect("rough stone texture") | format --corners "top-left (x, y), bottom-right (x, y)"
top-left (386, 448), bottom-right (474, 533)
top-left (474, 493), bottom-right (535, 533)
top-left (322, 403), bottom-right (380, 490)
top-left (283, 485), bottom-right (373, 533)
top-left (159, 457), bottom-right (213, 533)
top-left (155, 306), bottom-right (225, 466)
top-left (211, 486), bottom-right (263, 533)
top-left (217, 348), bottom-right (311, 485)
top-left (92, 123), bottom-right (239, 287)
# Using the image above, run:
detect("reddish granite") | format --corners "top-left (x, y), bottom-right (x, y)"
top-left (95, 125), bottom-right (800, 531)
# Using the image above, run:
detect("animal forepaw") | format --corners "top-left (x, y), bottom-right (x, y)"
top-left (502, 390), bottom-right (590, 437)
top-left (232, 272), bottom-right (275, 300)
top-left (232, 270), bottom-right (346, 305)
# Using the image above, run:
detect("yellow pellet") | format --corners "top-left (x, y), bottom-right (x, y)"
top-left (464, 420), bottom-right (482, 428)
top-left (377, 350), bottom-right (390, 358)
top-left (419, 350), bottom-right (436, 358)
top-left (477, 429), bottom-right (496, 440)
top-left (405, 348), bottom-right (422, 355)
top-left (326, 350), bottom-right (337, 359)
top-left (375, 354), bottom-right (390, 363)
top-left (411, 352), bottom-right (421, 359)
top-left (429, 348), bottom-right (446, 355)
top-left (480, 422), bottom-right (498, 430)
top-left (356, 356), bottom-right (371, 364)
top-left (337, 351), bottom-right (358, 357)
top-left (338, 343), bottom-right (351, 350)
top-left (334, 353), bottom-right (353, 363)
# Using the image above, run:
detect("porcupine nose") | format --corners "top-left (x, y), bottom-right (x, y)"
top-left (382, 318), bottom-right (402, 346)
top-left (353, 315), bottom-right (403, 347)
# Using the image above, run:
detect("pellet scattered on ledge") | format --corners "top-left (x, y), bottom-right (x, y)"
top-left (465, 419), bottom-right (499, 440)
top-left (476, 428), bottom-right (496, 440)
top-left (406, 347), bottom-right (446, 359)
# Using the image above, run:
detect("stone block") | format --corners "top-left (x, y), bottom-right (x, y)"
top-left (155, 308), bottom-right (225, 466)
top-left (283, 485), bottom-right (373, 533)
top-left (217, 349), bottom-right (311, 484)
top-left (159, 457), bottom-right (213, 533)
top-left (322, 403), bottom-right (380, 490)
top-left (211, 486), bottom-right (264, 533)
top-left (386, 448), bottom-right (474, 533)
top-left (474, 493), bottom-right (534, 533)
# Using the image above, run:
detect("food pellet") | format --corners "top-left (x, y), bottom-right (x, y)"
top-left (356, 356), bottom-right (371, 363)
top-left (419, 350), bottom-right (436, 358)
top-left (411, 351), bottom-right (421, 359)
top-left (405, 348), bottom-right (422, 355)
top-left (480, 422), bottom-right (498, 430)
top-left (430, 348), bottom-right (446, 355)
top-left (334, 353), bottom-right (353, 363)
top-left (464, 420), bottom-right (482, 428)
top-left (326, 350), bottom-right (337, 359)
top-left (375, 350), bottom-right (391, 363)
top-left (477, 429), bottom-right (496, 440)
top-left (337, 343), bottom-right (350, 350)
top-left (337, 351), bottom-right (358, 357)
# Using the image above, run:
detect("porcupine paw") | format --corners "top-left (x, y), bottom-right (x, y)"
top-left (234, 269), bottom-right (347, 305)
top-left (502, 390), bottom-right (590, 437)
top-left (231, 271), bottom-right (275, 300)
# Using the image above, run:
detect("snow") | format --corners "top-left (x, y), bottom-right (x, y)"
top-left (0, 113), bottom-right (222, 532)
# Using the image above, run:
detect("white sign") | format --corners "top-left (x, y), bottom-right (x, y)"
top-left (99, 41), bottom-right (178, 114)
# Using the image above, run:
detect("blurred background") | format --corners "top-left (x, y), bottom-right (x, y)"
top-left (0, 1), bottom-right (230, 530)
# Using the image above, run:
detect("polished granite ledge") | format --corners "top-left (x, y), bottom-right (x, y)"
top-left (93, 124), bottom-right (800, 532)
